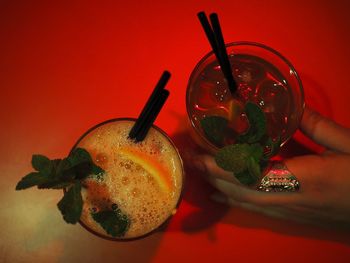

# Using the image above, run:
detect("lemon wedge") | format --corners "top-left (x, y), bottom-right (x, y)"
top-left (119, 147), bottom-right (172, 192)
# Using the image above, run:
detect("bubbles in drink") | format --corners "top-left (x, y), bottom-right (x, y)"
top-left (95, 153), bottom-right (108, 165)
top-left (131, 188), bottom-right (140, 198)
top-left (77, 120), bottom-right (183, 239)
top-left (121, 176), bottom-right (129, 185)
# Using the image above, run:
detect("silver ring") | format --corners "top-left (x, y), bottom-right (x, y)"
top-left (257, 162), bottom-right (300, 192)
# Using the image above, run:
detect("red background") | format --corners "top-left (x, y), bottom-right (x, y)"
top-left (1, 0), bottom-right (350, 262)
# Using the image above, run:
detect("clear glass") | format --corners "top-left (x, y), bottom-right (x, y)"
top-left (71, 118), bottom-right (184, 241)
top-left (186, 41), bottom-right (305, 153)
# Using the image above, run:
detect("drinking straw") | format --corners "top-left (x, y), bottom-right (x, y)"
top-left (135, 89), bottom-right (169, 142)
top-left (197, 11), bottom-right (237, 94)
top-left (129, 71), bottom-right (171, 142)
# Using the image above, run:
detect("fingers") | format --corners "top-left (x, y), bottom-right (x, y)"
top-left (208, 177), bottom-right (307, 207)
top-left (211, 192), bottom-right (290, 219)
top-left (193, 154), bottom-right (239, 184)
top-left (193, 154), bottom-right (308, 206)
top-left (210, 193), bottom-right (342, 227)
top-left (300, 107), bottom-right (350, 153)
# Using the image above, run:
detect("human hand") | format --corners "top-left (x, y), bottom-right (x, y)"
top-left (193, 107), bottom-right (350, 228)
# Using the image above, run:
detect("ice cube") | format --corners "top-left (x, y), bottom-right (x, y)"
top-left (231, 56), bottom-right (266, 86)
top-left (255, 79), bottom-right (290, 114)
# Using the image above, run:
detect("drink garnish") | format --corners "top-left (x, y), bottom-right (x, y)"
top-left (215, 143), bottom-right (263, 174)
top-left (236, 102), bottom-right (266, 143)
top-left (57, 181), bottom-right (83, 224)
top-left (16, 148), bottom-right (103, 191)
top-left (15, 148), bottom-right (129, 236)
top-left (200, 116), bottom-right (228, 147)
top-left (91, 209), bottom-right (130, 237)
top-left (200, 101), bottom-right (281, 186)
top-left (119, 147), bottom-right (172, 192)
top-left (16, 148), bottom-right (104, 224)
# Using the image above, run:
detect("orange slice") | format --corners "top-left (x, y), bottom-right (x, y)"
top-left (119, 147), bottom-right (172, 192)
top-left (228, 98), bottom-right (240, 122)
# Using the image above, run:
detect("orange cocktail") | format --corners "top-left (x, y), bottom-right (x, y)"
top-left (74, 118), bottom-right (184, 240)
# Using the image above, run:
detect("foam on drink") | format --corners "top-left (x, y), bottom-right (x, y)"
top-left (75, 119), bottom-right (183, 239)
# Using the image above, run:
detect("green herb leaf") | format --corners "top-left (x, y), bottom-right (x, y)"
top-left (91, 210), bottom-right (130, 237)
top-left (215, 143), bottom-right (263, 173)
top-left (247, 157), bottom-right (261, 180)
top-left (200, 116), bottom-right (228, 147)
top-left (234, 170), bottom-right (257, 186)
top-left (60, 148), bottom-right (103, 180)
top-left (37, 180), bottom-right (73, 189)
top-left (249, 143), bottom-right (264, 161)
top-left (32, 155), bottom-right (52, 173)
top-left (59, 148), bottom-right (92, 180)
top-left (92, 164), bottom-right (104, 175)
top-left (16, 149), bottom-right (104, 191)
top-left (16, 172), bottom-right (53, 190)
top-left (237, 102), bottom-right (266, 144)
top-left (57, 182), bottom-right (83, 224)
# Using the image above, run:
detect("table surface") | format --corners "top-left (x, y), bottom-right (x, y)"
top-left (1, 1), bottom-right (350, 262)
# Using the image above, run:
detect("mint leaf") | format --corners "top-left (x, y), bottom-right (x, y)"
top-left (215, 144), bottom-right (254, 173)
top-left (57, 182), bottom-right (83, 224)
top-left (38, 180), bottom-right (73, 189)
top-left (200, 116), bottom-right (228, 147)
top-left (92, 210), bottom-right (130, 237)
top-left (247, 157), bottom-right (261, 180)
top-left (60, 148), bottom-right (103, 180)
top-left (249, 143), bottom-right (264, 161)
top-left (237, 102), bottom-right (266, 144)
top-left (16, 149), bottom-right (104, 190)
top-left (92, 164), bottom-right (104, 175)
top-left (235, 170), bottom-right (257, 186)
top-left (215, 143), bottom-right (264, 173)
top-left (16, 172), bottom-right (53, 190)
top-left (69, 148), bottom-right (92, 165)
top-left (32, 155), bottom-right (52, 173)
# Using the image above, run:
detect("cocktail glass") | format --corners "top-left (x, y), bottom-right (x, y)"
top-left (72, 118), bottom-right (184, 241)
top-left (186, 41), bottom-right (304, 154)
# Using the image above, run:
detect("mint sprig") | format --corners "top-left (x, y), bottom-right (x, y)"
top-left (215, 143), bottom-right (263, 174)
top-left (57, 181), bottom-right (83, 224)
top-left (209, 101), bottom-right (281, 186)
top-left (200, 116), bottom-right (228, 147)
top-left (16, 148), bottom-right (105, 224)
top-left (236, 102), bottom-right (266, 144)
top-left (16, 148), bottom-right (102, 190)
top-left (91, 209), bottom-right (130, 237)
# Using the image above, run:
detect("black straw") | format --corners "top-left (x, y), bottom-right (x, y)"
top-left (129, 71), bottom-right (171, 142)
top-left (135, 89), bottom-right (169, 142)
top-left (197, 12), bottom-right (237, 94)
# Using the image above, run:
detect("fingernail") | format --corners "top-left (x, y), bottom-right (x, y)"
top-left (210, 193), bottom-right (228, 204)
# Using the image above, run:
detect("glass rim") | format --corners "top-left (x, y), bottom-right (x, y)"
top-left (70, 117), bottom-right (185, 242)
top-left (186, 41), bottom-right (305, 152)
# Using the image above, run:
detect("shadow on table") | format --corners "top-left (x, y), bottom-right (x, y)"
top-left (166, 112), bottom-right (350, 246)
